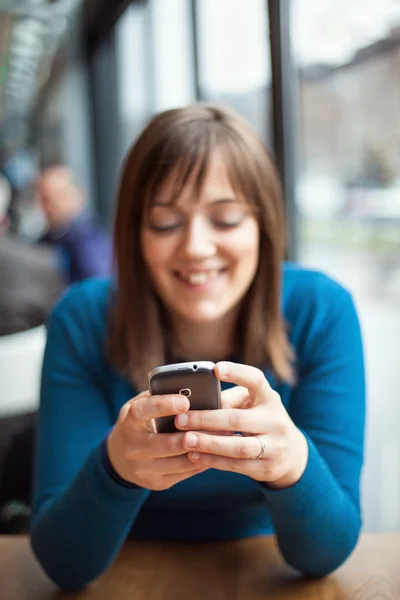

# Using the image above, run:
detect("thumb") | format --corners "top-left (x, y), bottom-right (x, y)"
top-left (119, 390), bottom-right (150, 424)
top-left (220, 386), bottom-right (250, 409)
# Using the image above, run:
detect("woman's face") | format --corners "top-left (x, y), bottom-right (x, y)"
top-left (141, 153), bottom-right (260, 326)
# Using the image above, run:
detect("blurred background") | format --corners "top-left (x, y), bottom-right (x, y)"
top-left (0, 0), bottom-right (399, 533)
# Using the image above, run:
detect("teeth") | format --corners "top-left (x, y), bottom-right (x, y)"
top-left (179, 271), bottom-right (219, 285)
top-left (188, 272), bottom-right (210, 285)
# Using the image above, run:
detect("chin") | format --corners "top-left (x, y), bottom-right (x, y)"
top-left (185, 314), bottom-right (223, 324)
top-left (175, 303), bottom-right (234, 324)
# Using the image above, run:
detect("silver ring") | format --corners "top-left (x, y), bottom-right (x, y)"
top-left (254, 436), bottom-right (266, 459)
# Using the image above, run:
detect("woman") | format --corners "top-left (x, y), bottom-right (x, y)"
top-left (30, 104), bottom-right (365, 590)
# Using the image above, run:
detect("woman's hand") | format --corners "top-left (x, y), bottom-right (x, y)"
top-left (107, 390), bottom-right (207, 490)
top-left (176, 362), bottom-right (309, 488)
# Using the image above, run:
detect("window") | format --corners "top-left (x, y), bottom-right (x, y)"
top-left (195, 0), bottom-right (272, 144)
top-left (292, 0), bottom-right (400, 532)
top-left (115, 3), bottom-right (152, 158)
top-left (115, 0), bottom-right (196, 158)
top-left (150, 0), bottom-right (196, 113)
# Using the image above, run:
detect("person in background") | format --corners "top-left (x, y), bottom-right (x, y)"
top-left (0, 173), bottom-right (63, 532)
top-left (31, 104), bottom-right (365, 590)
top-left (0, 173), bottom-right (63, 336)
top-left (0, 164), bottom-right (112, 533)
top-left (37, 165), bottom-right (112, 284)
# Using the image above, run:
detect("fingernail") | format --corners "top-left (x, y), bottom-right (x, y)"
top-left (175, 397), bottom-right (188, 411)
top-left (190, 452), bottom-right (201, 460)
top-left (218, 362), bottom-right (229, 377)
top-left (186, 433), bottom-right (198, 447)
top-left (177, 413), bottom-right (189, 427)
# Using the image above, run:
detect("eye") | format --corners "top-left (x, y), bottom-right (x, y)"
top-left (212, 219), bottom-right (244, 229)
top-left (210, 207), bottom-right (247, 229)
top-left (147, 206), bottom-right (184, 232)
top-left (149, 223), bottom-right (182, 233)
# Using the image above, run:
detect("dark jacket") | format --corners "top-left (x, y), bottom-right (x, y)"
top-left (0, 234), bottom-right (63, 336)
top-left (43, 212), bottom-right (113, 284)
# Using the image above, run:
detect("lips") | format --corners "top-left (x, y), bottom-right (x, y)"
top-left (174, 269), bottom-right (226, 286)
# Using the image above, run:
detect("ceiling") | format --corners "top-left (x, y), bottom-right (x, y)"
top-left (0, 0), bottom-right (80, 151)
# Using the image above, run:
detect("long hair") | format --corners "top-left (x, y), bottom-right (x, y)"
top-left (109, 104), bottom-right (294, 390)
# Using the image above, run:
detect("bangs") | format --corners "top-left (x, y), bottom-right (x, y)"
top-left (218, 136), bottom-right (261, 211)
top-left (140, 117), bottom-right (261, 213)
top-left (142, 123), bottom-right (216, 212)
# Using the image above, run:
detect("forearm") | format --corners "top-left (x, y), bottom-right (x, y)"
top-left (31, 444), bottom-right (150, 591)
top-left (262, 434), bottom-right (361, 576)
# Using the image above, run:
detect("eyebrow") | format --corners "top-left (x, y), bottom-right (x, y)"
top-left (152, 197), bottom-right (241, 207)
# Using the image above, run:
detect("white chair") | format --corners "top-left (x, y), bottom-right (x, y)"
top-left (0, 326), bottom-right (46, 418)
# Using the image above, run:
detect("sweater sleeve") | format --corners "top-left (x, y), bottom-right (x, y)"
top-left (30, 289), bottom-right (150, 591)
top-left (262, 282), bottom-right (365, 576)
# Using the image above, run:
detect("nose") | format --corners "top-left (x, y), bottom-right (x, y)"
top-left (179, 215), bottom-right (216, 259)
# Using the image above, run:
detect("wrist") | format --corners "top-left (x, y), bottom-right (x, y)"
top-left (267, 427), bottom-right (309, 489)
top-left (104, 432), bottom-right (141, 489)
top-left (106, 429), bottom-right (123, 475)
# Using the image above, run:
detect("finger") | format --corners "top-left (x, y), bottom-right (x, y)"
top-left (153, 455), bottom-right (203, 475)
top-left (126, 393), bottom-right (190, 423)
top-left (146, 432), bottom-right (188, 458)
top-left (167, 465), bottom-right (206, 478)
top-left (121, 430), bottom-right (188, 459)
top-left (187, 453), bottom-right (265, 479)
top-left (183, 432), bottom-right (269, 460)
top-left (215, 362), bottom-right (276, 402)
top-left (161, 466), bottom-right (208, 488)
top-left (175, 406), bottom-right (265, 434)
top-left (119, 390), bottom-right (150, 422)
top-left (220, 386), bottom-right (249, 409)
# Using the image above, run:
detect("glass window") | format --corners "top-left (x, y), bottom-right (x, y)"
top-left (115, 0), bottom-right (196, 158)
top-left (150, 0), bottom-right (196, 113)
top-left (115, 3), bottom-right (152, 158)
top-left (195, 0), bottom-right (272, 144)
top-left (291, 0), bottom-right (400, 532)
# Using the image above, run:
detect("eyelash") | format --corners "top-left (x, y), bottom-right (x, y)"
top-left (149, 220), bottom-right (243, 233)
top-left (215, 221), bottom-right (243, 230)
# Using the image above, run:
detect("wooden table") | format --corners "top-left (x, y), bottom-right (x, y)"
top-left (0, 533), bottom-right (399, 599)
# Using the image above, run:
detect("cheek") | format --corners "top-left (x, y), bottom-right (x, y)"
top-left (141, 231), bottom-right (174, 276)
top-left (225, 223), bottom-right (259, 271)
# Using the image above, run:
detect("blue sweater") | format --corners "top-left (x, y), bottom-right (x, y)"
top-left (30, 264), bottom-right (365, 590)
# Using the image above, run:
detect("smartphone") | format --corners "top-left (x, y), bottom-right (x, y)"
top-left (148, 361), bottom-right (221, 433)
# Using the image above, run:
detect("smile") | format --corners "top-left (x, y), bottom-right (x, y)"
top-left (174, 269), bottom-right (226, 286)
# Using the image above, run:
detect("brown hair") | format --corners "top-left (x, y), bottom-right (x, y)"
top-left (109, 103), bottom-right (294, 390)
